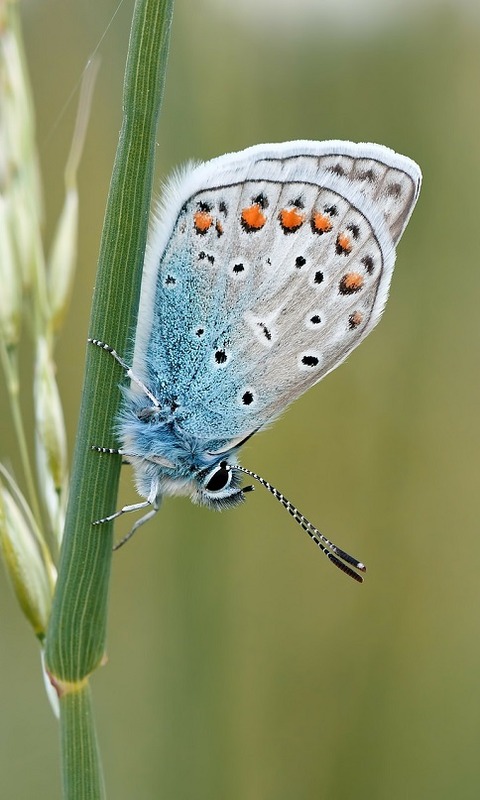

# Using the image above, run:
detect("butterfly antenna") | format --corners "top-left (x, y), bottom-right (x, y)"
top-left (234, 465), bottom-right (366, 583)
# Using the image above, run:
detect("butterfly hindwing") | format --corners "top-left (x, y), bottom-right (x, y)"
top-left (134, 141), bottom-right (421, 443)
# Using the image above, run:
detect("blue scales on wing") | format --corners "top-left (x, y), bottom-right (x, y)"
top-left (136, 143), bottom-right (420, 445)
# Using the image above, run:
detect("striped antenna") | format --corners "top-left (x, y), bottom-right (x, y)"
top-left (234, 464), bottom-right (366, 583)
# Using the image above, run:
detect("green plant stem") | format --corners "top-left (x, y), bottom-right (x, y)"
top-left (0, 341), bottom-right (43, 526)
top-left (59, 683), bottom-right (105, 800)
top-left (45, 0), bottom-right (174, 796)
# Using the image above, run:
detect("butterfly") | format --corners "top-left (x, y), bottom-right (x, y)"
top-left (90, 140), bottom-right (421, 582)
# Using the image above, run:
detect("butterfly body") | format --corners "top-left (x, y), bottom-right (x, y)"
top-left (117, 386), bottom-right (245, 508)
top-left (91, 140), bottom-right (421, 573)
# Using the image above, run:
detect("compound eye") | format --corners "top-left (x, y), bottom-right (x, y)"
top-left (204, 461), bottom-right (231, 493)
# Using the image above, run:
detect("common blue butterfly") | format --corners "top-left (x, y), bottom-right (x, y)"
top-left (91, 140), bottom-right (421, 582)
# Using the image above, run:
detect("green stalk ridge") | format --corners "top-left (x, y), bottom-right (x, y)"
top-left (46, 0), bottom-right (174, 680)
top-left (59, 684), bottom-right (106, 800)
top-left (45, 0), bottom-right (174, 795)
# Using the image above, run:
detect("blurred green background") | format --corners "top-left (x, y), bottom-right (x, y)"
top-left (1, 0), bottom-right (479, 797)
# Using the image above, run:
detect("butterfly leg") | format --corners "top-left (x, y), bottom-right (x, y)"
top-left (112, 503), bottom-right (160, 551)
top-left (92, 499), bottom-right (152, 527)
top-left (92, 445), bottom-right (135, 468)
top-left (92, 498), bottom-right (160, 550)
top-left (88, 337), bottom-right (160, 407)
top-left (92, 491), bottom-right (161, 548)
top-left (91, 444), bottom-right (161, 549)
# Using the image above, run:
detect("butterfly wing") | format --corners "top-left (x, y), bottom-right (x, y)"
top-left (133, 141), bottom-right (421, 444)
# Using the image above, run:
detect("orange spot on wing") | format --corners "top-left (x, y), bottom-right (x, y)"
top-left (337, 232), bottom-right (352, 253)
top-left (349, 311), bottom-right (363, 329)
top-left (339, 273), bottom-right (364, 294)
top-left (311, 212), bottom-right (333, 233)
top-left (279, 208), bottom-right (305, 232)
top-left (193, 210), bottom-right (213, 233)
top-left (241, 204), bottom-right (267, 231)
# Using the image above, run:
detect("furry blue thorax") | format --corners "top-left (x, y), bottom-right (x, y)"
top-left (116, 387), bottom-right (245, 508)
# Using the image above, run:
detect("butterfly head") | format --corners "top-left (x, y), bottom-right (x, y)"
top-left (195, 459), bottom-right (253, 510)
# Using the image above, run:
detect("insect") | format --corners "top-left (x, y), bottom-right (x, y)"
top-left (91, 140), bottom-right (421, 582)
